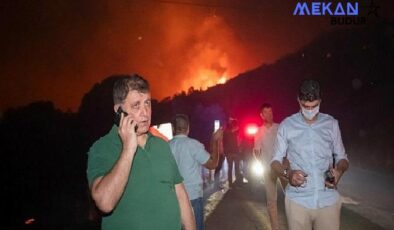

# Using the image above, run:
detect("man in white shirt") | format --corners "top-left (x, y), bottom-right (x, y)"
top-left (254, 103), bottom-right (286, 230)
top-left (271, 80), bottom-right (349, 230)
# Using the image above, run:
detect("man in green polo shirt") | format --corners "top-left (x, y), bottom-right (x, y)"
top-left (87, 74), bottom-right (195, 230)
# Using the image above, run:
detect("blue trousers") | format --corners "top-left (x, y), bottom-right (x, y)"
top-left (190, 197), bottom-right (204, 230)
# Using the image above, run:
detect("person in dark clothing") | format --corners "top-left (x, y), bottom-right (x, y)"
top-left (222, 119), bottom-right (242, 187)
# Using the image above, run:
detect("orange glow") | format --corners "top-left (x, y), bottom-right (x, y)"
top-left (184, 69), bottom-right (229, 91)
top-left (0, 1), bottom-right (331, 112)
top-left (0, 4), bottom-right (263, 112)
top-left (217, 76), bottom-right (227, 84)
top-left (172, 15), bottom-right (255, 95)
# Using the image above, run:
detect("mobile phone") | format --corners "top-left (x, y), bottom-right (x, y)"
top-left (214, 120), bottom-right (220, 132)
top-left (114, 107), bottom-right (138, 131)
top-left (325, 169), bottom-right (335, 184)
top-left (114, 107), bottom-right (128, 126)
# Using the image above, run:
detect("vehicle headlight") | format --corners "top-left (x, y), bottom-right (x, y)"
top-left (251, 160), bottom-right (264, 176)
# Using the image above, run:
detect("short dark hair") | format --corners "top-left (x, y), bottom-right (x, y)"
top-left (172, 114), bottom-right (189, 134)
top-left (259, 103), bottom-right (272, 112)
top-left (228, 118), bottom-right (238, 129)
top-left (113, 74), bottom-right (150, 104)
top-left (298, 79), bottom-right (321, 102)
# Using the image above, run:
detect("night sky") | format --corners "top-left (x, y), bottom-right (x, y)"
top-left (1, 0), bottom-right (393, 112)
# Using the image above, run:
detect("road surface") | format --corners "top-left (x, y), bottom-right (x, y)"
top-left (202, 165), bottom-right (393, 230)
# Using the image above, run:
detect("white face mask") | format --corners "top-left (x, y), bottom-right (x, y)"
top-left (301, 105), bottom-right (319, 120)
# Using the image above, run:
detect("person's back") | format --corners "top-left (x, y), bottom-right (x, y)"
top-left (169, 114), bottom-right (221, 230)
top-left (170, 135), bottom-right (209, 200)
top-left (223, 128), bottom-right (238, 154)
top-left (222, 119), bottom-right (242, 186)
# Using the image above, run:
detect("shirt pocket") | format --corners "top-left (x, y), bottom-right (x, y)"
top-left (151, 156), bottom-right (176, 188)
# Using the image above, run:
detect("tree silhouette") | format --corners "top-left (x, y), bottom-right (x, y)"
top-left (1, 101), bottom-right (90, 229)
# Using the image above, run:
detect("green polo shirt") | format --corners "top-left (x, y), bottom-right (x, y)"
top-left (87, 125), bottom-right (183, 230)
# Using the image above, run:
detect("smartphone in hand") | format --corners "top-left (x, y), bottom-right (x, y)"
top-left (114, 107), bottom-right (138, 131)
top-left (114, 107), bottom-right (128, 126)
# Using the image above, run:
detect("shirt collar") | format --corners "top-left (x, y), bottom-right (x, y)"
top-left (173, 134), bottom-right (188, 138)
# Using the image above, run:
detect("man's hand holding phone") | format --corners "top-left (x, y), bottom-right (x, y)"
top-left (324, 167), bottom-right (341, 189)
top-left (117, 108), bottom-right (138, 155)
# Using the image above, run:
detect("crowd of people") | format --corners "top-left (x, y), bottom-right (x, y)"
top-left (86, 74), bottom-right (349, 230)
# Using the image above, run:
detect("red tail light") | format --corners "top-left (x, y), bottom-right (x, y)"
top-left (245, 124), bottom-right (258, 136)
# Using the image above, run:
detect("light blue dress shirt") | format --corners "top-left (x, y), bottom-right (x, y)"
top-left (271, 112), bottom-right (348, 209)
top-left (170, 134), bottom-right (210, 200)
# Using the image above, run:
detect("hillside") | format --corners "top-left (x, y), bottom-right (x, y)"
top-left (159, 21), bottom-right (394, 172)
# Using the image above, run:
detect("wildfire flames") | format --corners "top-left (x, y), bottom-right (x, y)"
top-left (167, 14), bottom-right (254, 94)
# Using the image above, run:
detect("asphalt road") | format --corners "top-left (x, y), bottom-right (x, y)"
top-left (339, 166), bottom-right (394, 230)
top-left (202, 166), bottom-right (391, 230)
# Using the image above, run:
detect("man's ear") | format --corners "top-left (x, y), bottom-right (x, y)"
top-left (297, 97), bottom-right (303, 107)
top-left (114, 104), bottom-right (119, 113)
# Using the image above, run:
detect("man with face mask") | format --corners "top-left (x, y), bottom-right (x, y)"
top-left (271, 79), bottom-right (349, 230)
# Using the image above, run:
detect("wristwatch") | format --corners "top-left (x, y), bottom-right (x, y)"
top-left (283, 169), bottom-right (289, 179)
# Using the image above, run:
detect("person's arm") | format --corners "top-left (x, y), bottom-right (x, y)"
top-left (253, 128), bottom-right (263, 159)
top-left (325, 159), bottom-right (349, 188)
top-left (272, 158), bottom-right (297, 185)
top-left (271, 160), bottom-right (286, 178)
top-left (272, 161), bottom-right (307, 187)
top-left (271, 122), bottom-right (308, 187)
top-left (325, 120), bottom-right (349, 188)
top-left (90, 114), bottom-right (138, 213)
top-left (204, 128), bottom-right (223, 169)
top-left (270, 123), bottom-right (288, 177)
top-left (335, 159), bottom-right (349, 181)
top-left (175, 183), bottom-right (196, 230)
